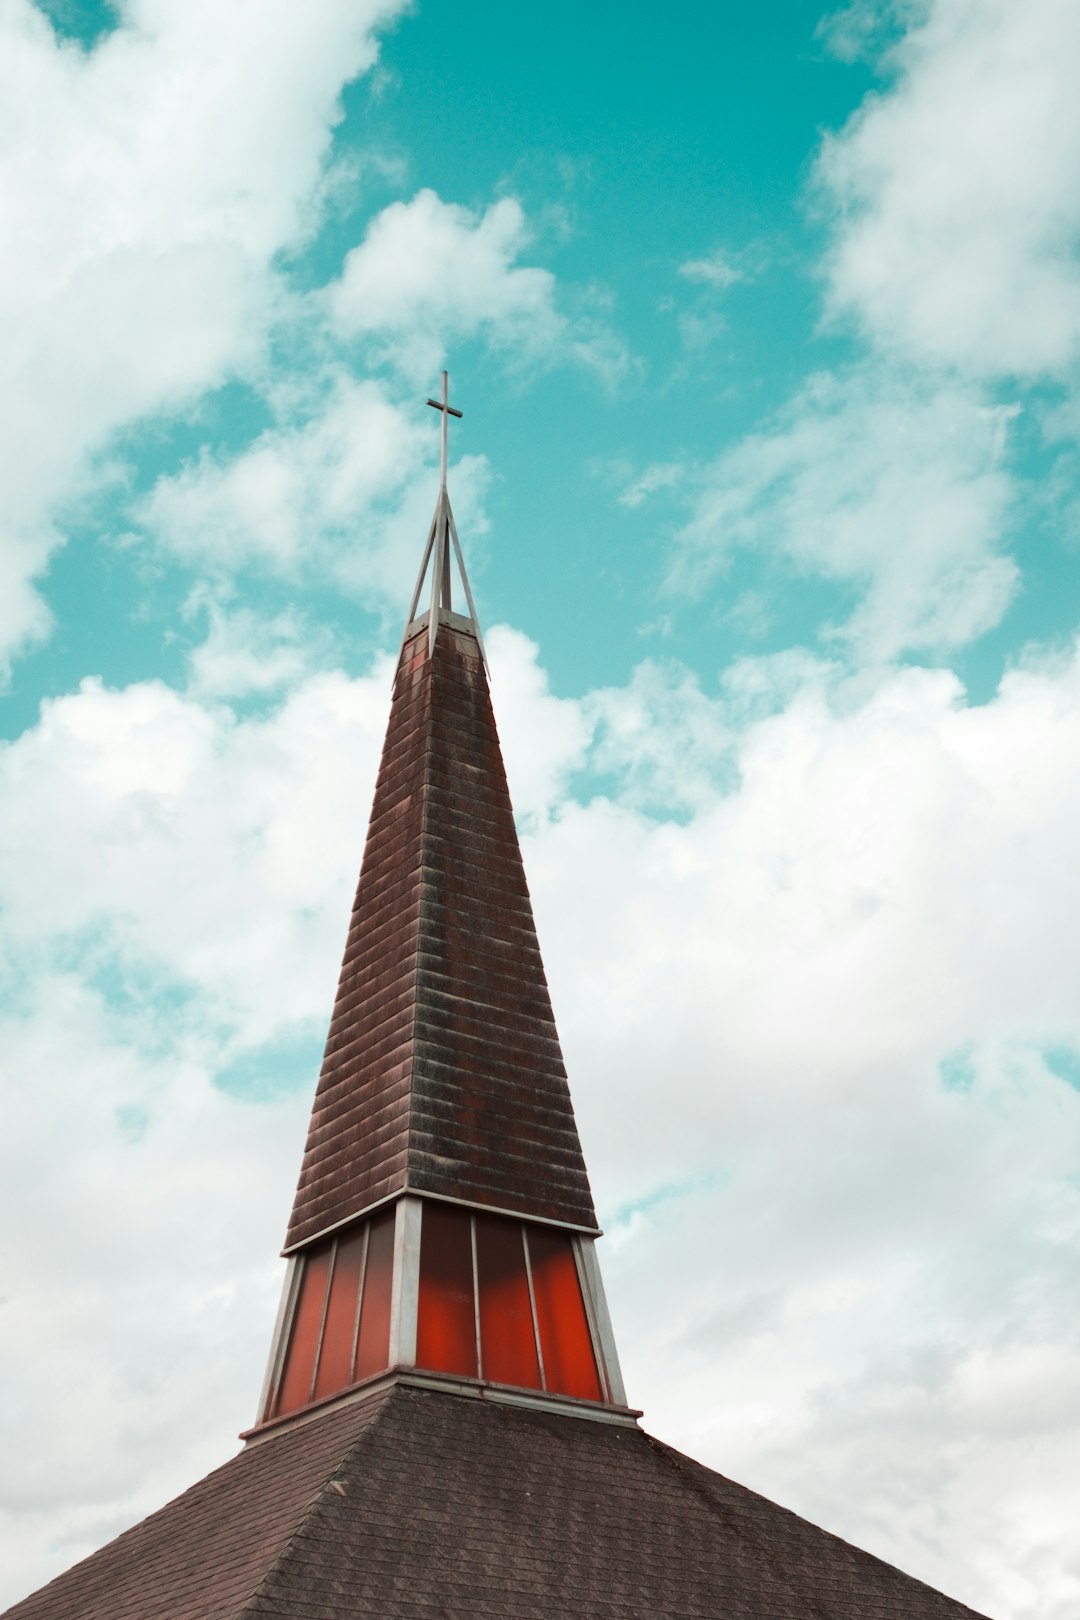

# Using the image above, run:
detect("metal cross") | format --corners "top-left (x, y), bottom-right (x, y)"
top-left (426, 370), bottom-right (462, 491)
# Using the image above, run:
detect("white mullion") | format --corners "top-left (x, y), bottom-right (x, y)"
top-left (390, 1197), bottom-right (422, 1367)
top-left (574, 1237), bottom-right (627, 1407)
top-left (521, 1225), bottom-right (547, 1392)
top-left (256, 1254), bottom-right (302, 1424)
top-left (348, 1222), bottom-right (371, 1383)
top-left (308, 1238), bottom-right (338, 1402)
top-left (470, 1213), bottom-right (483, 1380)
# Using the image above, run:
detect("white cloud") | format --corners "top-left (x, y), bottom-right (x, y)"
top-left (4, 633), bottom-right (1080, 1614)
top-left (666, 370), bottom-right (1020, 661)
top-left (329, 188), bottom-right (629, 381)
top-left (183, 596), bottom-right (339, 699)
top-left (816, 0), bottom-right (904, 64)
top-left (331, 190), bottom-right (556, 348)
top-left (0, 524), bottom-right (58, 680)
top-left (486, 626), bottom-right (593, 819)
top-left (0, 970), bottom-right (305, 1598)
top-left (678, 249), bottom-right (746, 289)
top-left (528, 639), bottom-right (1080, 1619)
top-left (583, 657), bottom-right (735, 813)
top-left (0, 0), bottom-right (405, 663)
top-left (0, 664), bottom-right (393, 1047)
top-left (818, 0), bottom-right (1080, 379)
top-left (638, 0), bottom-right (1080, 674)
top-left (618, 460), bottom-right (686, 509)
top-left (137, 374), bottom-right (448, 599)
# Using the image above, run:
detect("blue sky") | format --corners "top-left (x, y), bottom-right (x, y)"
top-left (3, 2), bottom-right (1080, 1616)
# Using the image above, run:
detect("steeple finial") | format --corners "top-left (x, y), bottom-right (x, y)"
top-left (427, 368), bottom-right (461, 492)
top-left (403, 369), bottom-right (486, 668)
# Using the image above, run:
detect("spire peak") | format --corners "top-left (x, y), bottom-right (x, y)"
top-left (404, 369), bottom-right (486, 668)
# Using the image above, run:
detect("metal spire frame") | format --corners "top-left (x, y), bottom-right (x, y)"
top-left (403, 370), bottom-right (487, 669)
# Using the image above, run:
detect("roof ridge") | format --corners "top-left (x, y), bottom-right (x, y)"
top-left (235, 1390), bottom-right (399, 1619)
top-left (641, 1432), bottom-right (837, 1620)
top-left (642, 1430), bottom-right (989, 1619)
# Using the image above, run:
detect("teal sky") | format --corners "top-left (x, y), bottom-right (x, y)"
top-left (4, 3), bottom-right (1080, 1616)
top-left (17, 0), bottom-right (1073, 734)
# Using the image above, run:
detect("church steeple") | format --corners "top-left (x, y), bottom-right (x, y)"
top-left (5, 380), bottom-right (994, 1620)
top-left (254, 376), bottom-right (627, 1431)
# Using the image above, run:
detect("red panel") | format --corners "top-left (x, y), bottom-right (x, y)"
top-left (355, 1208), bottom-right (394, 1381)
top-left (416, 1203), bottom-right (478, 1377)
top-left (313, 1225), bottom-right (366, 1401)
top-left (527, 1227), bottom-right (602, 1403)
top-left (274, 1244), bottom-right (332, 1417)
top-left (476, 1215), bottom-right (542, 1390)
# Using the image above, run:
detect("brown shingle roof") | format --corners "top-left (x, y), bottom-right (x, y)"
top-left (2, 1383), bottom-right (990, 1620)
top-left (285, 619), bottom-right (596, 1250)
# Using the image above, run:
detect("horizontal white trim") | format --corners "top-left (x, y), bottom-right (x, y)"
top-left (241, 1364), bottom-right (642, 1446)
top-left (282, 1185), bottom-right (601, 1257)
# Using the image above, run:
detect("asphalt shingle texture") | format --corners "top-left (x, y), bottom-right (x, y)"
top-left (4, 1384), bottom-right (991, 1620)
top-left (285, 621), bottom-right (596, 1251)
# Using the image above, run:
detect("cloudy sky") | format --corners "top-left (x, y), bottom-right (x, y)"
top-left (2, 0), bottom-right (1080, 1614)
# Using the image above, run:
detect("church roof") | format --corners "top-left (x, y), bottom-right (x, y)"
top-left (285, 611), bottom-right (596, 1251)
top-left (3, 1381), bottom-right (989, 1620)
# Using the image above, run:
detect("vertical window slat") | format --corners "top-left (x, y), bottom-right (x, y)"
top-left (355, 1207), bottom-right (395, 1380)
top-left (476, 1214), bottom-right (542, 1390)
top-left (308, 1238), bottom-right (339, 1402)
top-left (313, 1227), bottom-right (368, 1401)
top-left (273, 1244), bottom-right (335, 1417)
top-left (415, 1203), bottom-right (478, 1377)
top-left (527, 1225), bottom-right (603, 1403)
top-left (521, 1226), bottom-right (547, 1392)
top-left (349, 1223), bottom-right (371, 1382)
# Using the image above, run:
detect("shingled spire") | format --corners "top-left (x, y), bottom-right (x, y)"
top-left (284, 603), bottom-right (595, 1248)
top-left (257, 375), bottom-right (624, 1428)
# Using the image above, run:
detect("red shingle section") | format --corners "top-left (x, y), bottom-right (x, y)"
top-left (285, 622), bottom-right (596, 1249)
top-left (2, 1385), bottom-right (992, 1620)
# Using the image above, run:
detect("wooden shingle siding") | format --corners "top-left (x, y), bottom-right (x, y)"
top-left (285, 623), bottom-right (596, 1252)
